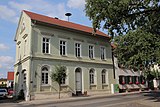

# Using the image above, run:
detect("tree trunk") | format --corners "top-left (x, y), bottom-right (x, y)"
top-left (59, 84), bottom-right (61, 99)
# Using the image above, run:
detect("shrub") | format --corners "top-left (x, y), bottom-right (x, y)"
top-left (17, 89), bottom-right (25, 100)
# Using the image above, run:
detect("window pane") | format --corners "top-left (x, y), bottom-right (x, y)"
top-left (45, 73), bottom-right (48, 84)
top-left (43, 43), bottom-right (45, 53)
top-left (42, 67), bottom-right (48, 71)
top-left (42, 73), bottom-right (44, 84)
top-left (102, 71), bottom-right (106, 84)
top-left (46, 39), bottom-right (49, 42)
top-left (101, 47), bottom-right (105, 60)
top-left (60, 45), bottom-right (62, 55)
top-left (43, 38), bottom-right (45, 42)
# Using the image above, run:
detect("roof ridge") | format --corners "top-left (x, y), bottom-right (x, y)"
top-left (23, 10), bottom-right (92, 29)
top-left (23, 10), bottom-right (110, 39)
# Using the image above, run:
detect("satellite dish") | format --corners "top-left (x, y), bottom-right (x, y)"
top-left (65, 13), bottom-right (72, 21)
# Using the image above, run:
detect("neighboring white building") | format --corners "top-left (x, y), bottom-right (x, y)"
top-left (14, 10), bottom-right (116, 101)
top-left (111, 44), bottom-right (147, 92)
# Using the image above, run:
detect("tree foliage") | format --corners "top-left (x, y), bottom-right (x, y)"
top-left (50, 65), bottom-right (67, 99)
top-left (85, 0), bottom-right (160, 37)
top-left (114, 29), bottom-right (160, 71)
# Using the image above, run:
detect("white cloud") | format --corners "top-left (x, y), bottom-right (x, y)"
top-left (0, 56), bottom-right (14, 75)
top-left (0, 44), bottom-right (9, 50)
top-left (0, 73), bottom-right (4, 77)
top-left (0, 56), bottom-right (14, 64)
top-left (0, 5), bottom-right (18, 23)
top-left (67, 0), bottom-right (85, 9)
top-left (25, 0), bottom-right (67, 20)
top-left (0, 0), bottom-right (68, 23)
top-left (9, 1), bottom-right (32, 11)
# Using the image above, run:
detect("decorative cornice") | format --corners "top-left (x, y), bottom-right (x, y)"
top-left (41, 32), bottom-right (54, 36)
top-left (73, 38), bottom-right (84, 42)
top-left (58, 35), bottom-right (71, 40)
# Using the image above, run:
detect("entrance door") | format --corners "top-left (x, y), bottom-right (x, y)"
top-left (75, 68), bottom-right (82, 94)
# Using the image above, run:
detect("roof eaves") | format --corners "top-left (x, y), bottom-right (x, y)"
top-left (24, 10), bottom-right (110, 39)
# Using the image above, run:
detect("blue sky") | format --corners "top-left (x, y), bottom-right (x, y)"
top-left (0, 0), bottom-right (106, 78)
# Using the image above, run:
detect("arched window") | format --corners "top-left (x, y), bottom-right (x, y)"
top-left (89, 69), bottom-right (95, 84)
top-left (41, 66), bottom-right (49, 85)
top-left (60, 66), bottom-right (67, 85)
top-left (102, 70), bottom-right (106, 84)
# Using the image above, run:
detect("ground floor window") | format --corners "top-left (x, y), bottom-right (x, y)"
top-left (89, 69), bottom-right (95, 84)
top-left (41, 66), bottom-right (49, 85)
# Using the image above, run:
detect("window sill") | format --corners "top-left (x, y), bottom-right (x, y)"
top-left (101, 59), bottom-right (106, 61)
top-left (102, 84), bottom-right (108, 86)
top-left (76, 56), bottom-right (82, 59)
top-left (43, 53), bottom-right (51, 55)
top-left (89, 58), bottom-right (95, 60)
top-left (60, 55), bottom-right (68, 57)
top-left (41, 84), bottom-right (50, 87)
top-left (90, 84), bottom-right (97, 86)
top-left (61, 84), bottom-right (68, 87)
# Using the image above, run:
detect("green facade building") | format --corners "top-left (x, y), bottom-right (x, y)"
top-left (14, 10), bottom-right (116, 101)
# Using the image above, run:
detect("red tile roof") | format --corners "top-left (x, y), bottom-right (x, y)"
top-left (111, 43), bottom-right (117, 49)
top-left (23, 10), bottom-right (110, 39)
top-left (7, 72), bottom-right (14, 80)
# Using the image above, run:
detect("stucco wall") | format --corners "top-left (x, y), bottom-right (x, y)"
top-left (31, 58), bottom-right (114, 94)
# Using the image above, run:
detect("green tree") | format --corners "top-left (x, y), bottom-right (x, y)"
top-left (85, 0), bottom-right (160, 37)
top-left (50, 65), bottom-right (67, 99)
top-left (114, 29), bottom-right (160, 71)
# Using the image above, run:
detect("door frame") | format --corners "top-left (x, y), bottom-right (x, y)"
top-left (75, 67), bottom-right (82, 94)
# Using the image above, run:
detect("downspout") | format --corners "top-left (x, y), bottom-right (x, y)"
top-left (111, 47), bottom-right (116, 79)
top-left (26, 20), bottom-right (35, 101)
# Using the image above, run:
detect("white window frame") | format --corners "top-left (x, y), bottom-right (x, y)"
top-left (42, 36), bottom-right (50, 54)
top-left (89, 69), bottom-right (95, 85)
top-left (88, 44), bottom-right (95, 59)
top-left (102, 69), bottom-right (109, 84)
top-left (100, 46), bottom-right (106, 60)
top-left (59, 39), bottom-right (67, 56)
top-left (75, 42), bottom-right (81, 57)
top-left (41, 66), bottom-right (49, 85)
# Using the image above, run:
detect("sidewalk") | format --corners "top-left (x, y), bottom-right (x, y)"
top-left (19, 91), bottom-right (142, 105)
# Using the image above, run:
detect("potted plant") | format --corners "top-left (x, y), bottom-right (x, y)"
top-left (142, 81), bottom-right (145, 84)
top-left (122, 81), bottom-right (125, 85)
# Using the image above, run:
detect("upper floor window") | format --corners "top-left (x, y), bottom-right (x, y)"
top-left (41, 66), bottom-right (49, 85)
top-left (89, 45), bottom-right (94, 59)
top-left (60, 40), bottom-right (67, 56)
top-left (100, 47), bottom-right (106, 60)
top-left (42, 37), bottom-right (50, 54)
top-left (89, 69), bottom-right (95, 84)
top-left (75, 43), bottom-right (81, 57)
